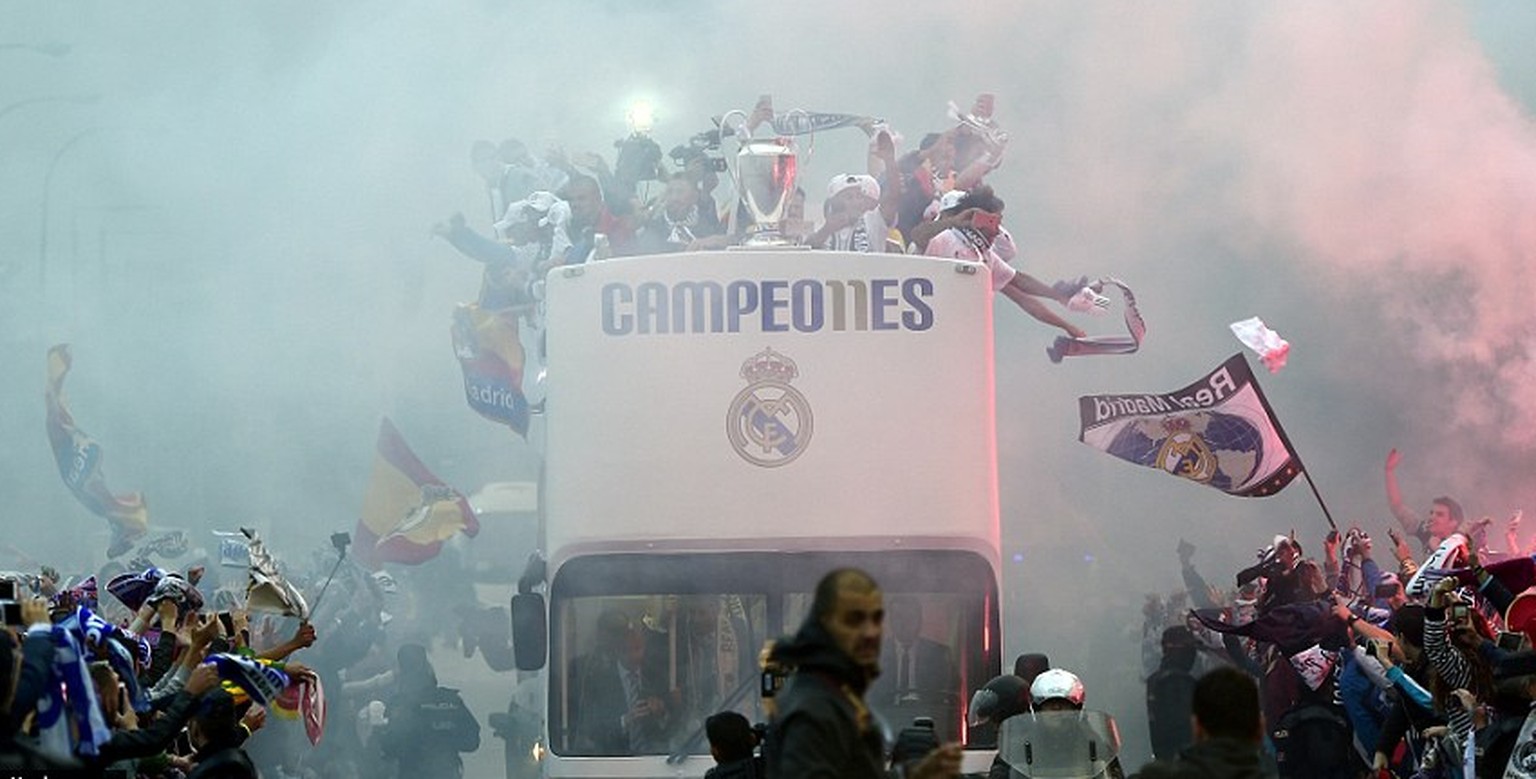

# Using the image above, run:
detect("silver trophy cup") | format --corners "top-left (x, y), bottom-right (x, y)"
top-left (732, 137), bottom-right (798, 246)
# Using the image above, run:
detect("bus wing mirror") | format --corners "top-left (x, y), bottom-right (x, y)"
top-left (511, 592), bottom-right (547, 671)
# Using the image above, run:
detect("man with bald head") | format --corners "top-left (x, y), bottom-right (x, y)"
top-left (764, 568), bottom-right (961, 779)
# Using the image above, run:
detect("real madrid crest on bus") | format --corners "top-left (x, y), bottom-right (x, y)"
top-left (727, 348), bottom-right (813, 467)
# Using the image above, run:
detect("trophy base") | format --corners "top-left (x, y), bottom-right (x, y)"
top-left (733, 228), bottom-right (809, 250)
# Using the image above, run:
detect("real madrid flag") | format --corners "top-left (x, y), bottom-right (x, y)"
top-left (1077, 353), bottom-right (1302, 497)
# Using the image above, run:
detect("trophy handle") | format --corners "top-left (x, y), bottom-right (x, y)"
top-left (781, 108), bottom-right (816, 166)
top-left (718, 108), bottom-right (752, 197)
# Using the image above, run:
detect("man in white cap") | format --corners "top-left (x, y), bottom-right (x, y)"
top-left (809, 133), bottom-right (901, 252)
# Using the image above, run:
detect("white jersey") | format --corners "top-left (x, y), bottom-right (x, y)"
top-left (824, 210), bottom-right (891, 253)
top-left (924, 226), bottom-right (1018, 292)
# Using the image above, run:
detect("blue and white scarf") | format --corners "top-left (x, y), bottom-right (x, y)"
top-left (209, 653), bottom-right (291, 707)
top-left (70, 606), bottom-right (150, 713)
top-left (1046, 277), bottom-right (1147, 363)
top-left (33, 624), bottom-right (111, 759)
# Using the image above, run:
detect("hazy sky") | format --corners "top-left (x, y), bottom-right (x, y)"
top-left (3, 0), bottom-right (1536, 764)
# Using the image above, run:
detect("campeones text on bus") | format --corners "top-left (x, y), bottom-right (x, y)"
top-left (601, 277), bottom-right (936, 336)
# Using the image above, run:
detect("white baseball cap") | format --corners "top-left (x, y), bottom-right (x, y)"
top-left (826, 173), bottom-right (880, 202)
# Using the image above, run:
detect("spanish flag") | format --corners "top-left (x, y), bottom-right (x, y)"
top-left (353, 418), bottom-right (479, 568)
top-left (45, 345), bottom-right (148, 557)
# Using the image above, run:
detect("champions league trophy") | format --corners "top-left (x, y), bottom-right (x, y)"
top-left (721, 108), bottom-right (800, 247)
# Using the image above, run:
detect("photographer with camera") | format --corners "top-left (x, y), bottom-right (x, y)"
top-left (672, 129), bottom-right (726, 212)
top-left (1233, 534), bottom-right (1328, 615)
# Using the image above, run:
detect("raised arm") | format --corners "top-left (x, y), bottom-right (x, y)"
top-left (872, 133), bottom-right (901, 229)
top-left (1384, 449), bottom-right (1420, 535)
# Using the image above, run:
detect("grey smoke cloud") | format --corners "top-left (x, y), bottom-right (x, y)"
top-left (2, 0), bottom-right (1535, 767)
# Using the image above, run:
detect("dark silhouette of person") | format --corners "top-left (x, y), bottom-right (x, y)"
top-left (569, 608), bottom-right (674, 755)
top-left (876, 597), bottom-right (955, 706)
top-left (378, 644), bottom-right (480, 778)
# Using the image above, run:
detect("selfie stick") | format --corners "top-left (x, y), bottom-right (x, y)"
top-left (308, 538), bottom-right (349, 617)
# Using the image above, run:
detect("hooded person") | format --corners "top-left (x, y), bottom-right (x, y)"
top-left (377, 643), bottom-right (480, 779)
top-left (762, 568), bottom-right (960, 779)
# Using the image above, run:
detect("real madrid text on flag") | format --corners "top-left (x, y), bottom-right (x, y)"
top-left (451, 303), bottom-right (529, 437)
top-left (353, 417), bottom-right (480, 568)
top-left (1077, 353), bottom-right (1302, 497)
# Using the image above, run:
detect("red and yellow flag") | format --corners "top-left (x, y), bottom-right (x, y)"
top-left (45, 344), bottom-right (148, 557)
top-left (353, 418), bottom-right (479, 568)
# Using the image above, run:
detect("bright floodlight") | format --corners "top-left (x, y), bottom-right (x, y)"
top-left (626, 99), bottom-right (656, 134)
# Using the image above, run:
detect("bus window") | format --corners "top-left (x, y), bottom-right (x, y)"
top-left (784, 590), bottom-right (985, 744)
top-left (552, 593), bottom-right (767, 756)
top-left (547, 549), bottom-right (998, 754)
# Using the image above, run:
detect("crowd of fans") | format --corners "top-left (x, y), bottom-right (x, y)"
top-left (1132, 448), bottom-right (1536, 778)
top-left (0, 537), bottom-right (506, 778)
top-left (13, 447), bottom-right (1536, 778)
top-left (21, 95), bottom-right (1536, 779)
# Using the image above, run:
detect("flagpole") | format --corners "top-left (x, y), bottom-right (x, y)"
top-left (1240, 354), bottom-right (1338, 533)
top-left (1300, 470), bottom-right (1338, 532)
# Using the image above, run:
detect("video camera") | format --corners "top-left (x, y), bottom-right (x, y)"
top-left (891, 717), bottom-right (940, 766)
top-left (613, 132), bottom-right (665, 191)
top-left (1235, 544), bottom-right (1284, 588)
top-left (669, 129), bottom-right (727, 172)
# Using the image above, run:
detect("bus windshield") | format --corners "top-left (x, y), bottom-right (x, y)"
top-left (546, 549), bottom-right (999, 757)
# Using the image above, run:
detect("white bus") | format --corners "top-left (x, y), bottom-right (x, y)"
top-left (512, 248), bottom-right (1003, 778)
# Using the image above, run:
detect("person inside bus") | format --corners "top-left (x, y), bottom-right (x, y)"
top-left (569, 608), bottom-right (675, 755)
top-left (873, 597), bottom-right (955, 707)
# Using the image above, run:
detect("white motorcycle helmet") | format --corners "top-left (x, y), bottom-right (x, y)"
top-left (1029, 668), bottom-right (1086, 710)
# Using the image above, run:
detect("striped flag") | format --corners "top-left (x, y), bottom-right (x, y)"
top-left (45, 345), bottom-right (148, 556)
top-left (209, 653), bottom-right (290, 707)
top-left (452, 303), bottom-right (529, 437)
top-left (353, 418), bottom-right (480, 568)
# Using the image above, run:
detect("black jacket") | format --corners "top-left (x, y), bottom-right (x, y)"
top-left (1133, 737), bottom-right (1274, 779)
top-left (707, 755), bottom-right (764, 779)
top-left (88, 690), bottom-right (201, 767)
top-left (764, 622), bottom-right (884, 779)
top-left (380, 683), bottom-right (481, 778)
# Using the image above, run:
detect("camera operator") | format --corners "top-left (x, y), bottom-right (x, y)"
top-left (672, 130), bottom-right (726, 219)
top-left (1234, 535), bottom-right (1326, 615)
top-left (612, 131), bottom-right (666, 201)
